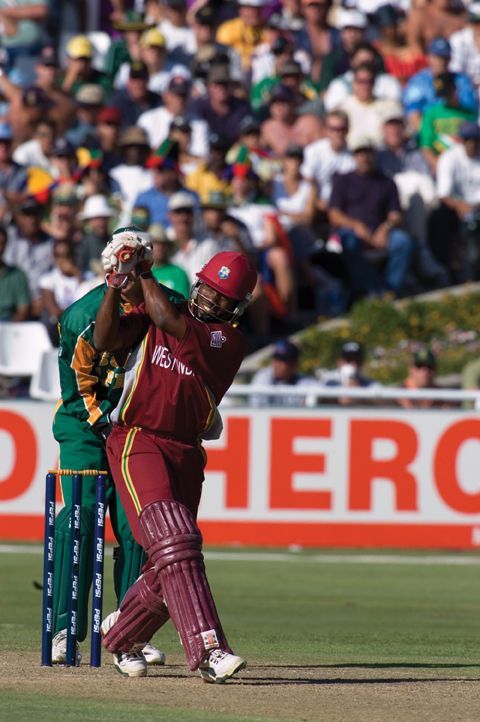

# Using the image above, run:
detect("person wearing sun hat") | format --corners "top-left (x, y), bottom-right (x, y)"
top-left (104, 10), bottom-right (153, 83)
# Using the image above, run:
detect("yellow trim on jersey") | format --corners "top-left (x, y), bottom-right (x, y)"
top-left (71, 335), bottom-right (103, 426)
top-left (201, 384), bottom-right (216, 437)
top-left (119, 331), bottom-right (150, 424)
top-left (121, 428), bottom-right (142, 514)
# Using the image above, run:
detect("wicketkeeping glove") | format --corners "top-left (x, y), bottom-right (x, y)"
top-left (101, 232), bottom-right (144, 274)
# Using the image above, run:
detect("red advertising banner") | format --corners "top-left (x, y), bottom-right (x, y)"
top-left (1, 403), bottom-right (480, 548)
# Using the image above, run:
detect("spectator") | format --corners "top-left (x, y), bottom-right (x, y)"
top-left (260, 85), bottom-right (302, 157)
top-left (159, 0), bottom-right (196, 61)
top-left (398, 348), bottom-right (452, 408)
top-left (302, 110), bottom-right (355, 210)
top-left (138, 28), bottom-right (172, 94)
top-left (0, 224), bottom-right (30, 321)
top-left (435, 121), bottom-right (480, 281)
top-left (296, 0), bottom-right (339, 87)
top-left (42, 197), bottom-right (79, 245)
top-left (75, 195), bottom-right (114, 273)
top-left (403, 37), bottom-right (477, 131)
top-left (110, 60), bottom-right (162, 128)
top-left (329, 138), bottom-right (414, 300)
top-left (251, 52), bottom-right (316, 112)
top-left (450, 3), bottom-right (480, 88)
top-left (168, 190), bottom-right (224, 282)
top-left (250, 16), bottom-right (310, 87)
top-left (373, 4), bottom-right (426, 85)
top-left (191, 3), bottom-right (243, 83)
top-left (4, 198), bottom-right (53, 316)
top-left (33, 46), bottom-right (76, 135)
top-left (0, 0), bottom-right (48, 81)
top-left (216, 0), bottom-right (267, 71)
top-left (95, 106), bottom-right (123, 172)
top-left (10, 85), bottom-right (55, 145)
top-left (104, 10), bottom-right (150, 84)
top-left (185, 132), bottom-right (232, 203)
top-left (339, 63), bottom-right (404, 149)
top-left (109, 126), bottom-right (152, 221)
top-left (61, 35), bottom-right (110, 96)
top-left (66, 84), bottom-right (106, 148)
top-left (13, 117), bottom-right (56, 172)
top-left (149, 222), bottom-right (191, 297)
top-left (376, 113), bottom-right (431, 178)
top-left (250, 340), bottom-right (318, 406)
top-left (188, 64), bottom-right (251, 145)
top-left (419, 71), bottom-right (477, 175)
top-left (0, 122), bottom-right (27, 214)
top-left (407, 0), bottom-right (466, 53)
top-left (138, 73), bottom-right (208, 155)
top-left (38, 240), bottom-right (83, 344)
top-left (322, 9), bottom-right (368, 90)
top-left (134, 140), bottom-right (193, 226)
top-left (318, 340), bottom-right (377, 405)
top-left (168, 115), bottom-right (201, 174)
top-left (50, 138), bottom-right (77, 183)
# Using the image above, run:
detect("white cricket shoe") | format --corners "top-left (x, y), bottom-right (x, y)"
top-left (114, 651), bottom-right (148, 677)
top-left (51, 629), bottom-right (82, 665)
top-left (198, 650), bottom-right (246, 684)
top-left (142, 642), bottom-right (166, 665)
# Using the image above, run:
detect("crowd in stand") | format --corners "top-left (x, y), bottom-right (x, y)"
top-left (1, 0), bottom-right (480, 355)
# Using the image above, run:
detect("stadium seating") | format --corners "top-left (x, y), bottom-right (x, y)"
top-left (0, 322), bottom-right (53, 377)
top-left (29, 348), bottom-right (61, 401)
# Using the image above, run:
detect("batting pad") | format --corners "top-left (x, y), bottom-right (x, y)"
top-left (140, 500), bottom-right (231, 670)
top-left (102, 567), bottom-right (169, 653)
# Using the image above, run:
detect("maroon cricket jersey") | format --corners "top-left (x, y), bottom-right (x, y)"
top-left (113, 306), bottom-right (246, 443)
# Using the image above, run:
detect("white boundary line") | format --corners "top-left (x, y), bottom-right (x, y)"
top-left (1, 544), bottom-right (480, 565)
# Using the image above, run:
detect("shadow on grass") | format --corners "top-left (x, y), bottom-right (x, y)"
top-left (236, 677), bottom-right (480, 686)
top-left (255, 663), bottom-right (480, 670)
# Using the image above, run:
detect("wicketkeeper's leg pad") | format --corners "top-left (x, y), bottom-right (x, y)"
top-left (140, 500), bottom-right (231, 670)
top-left (102, 567), bottom-right (170, 653)
top-left (113, 539), bottom-right (147, 606)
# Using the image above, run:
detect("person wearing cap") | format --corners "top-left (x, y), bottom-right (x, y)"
top-left (373, 4), bottom-right (427, 85)
top-left (110, 126), bottom-right (153, 222)
top-left (104, 10), bottom-right (152, 84)
top-left (95, 106), bottom-right (123, 172)
top-left (419, 71), bottom-right (477, 174)
top-left (168, 115), bottom-right (200, 174)
top-left (167, 190), bottom-right (226, 283)
top-left (376, 113), bottom-right (431, 179)
top-left (398, 348), bottom-right (454, 409)
top-left (134, 139), bottom-right (194, 227)
top-left (190, 3), bottom-right (244, 86)
top-left (339, 62), bottom-right (404, 150)
top-left (319, 341), bottom-right (376, 399)
top-left (4, 198), bottom-right (54, 316)
top-left (110, 60), bottom-right (162, 128)
top-left (435, 120), bottom-right (480, 281)
top-left (139, 28), bottom-right (174, 94)
top-left (403, 37), bottom-right (477, 132)
top-left (260, 83), bottom-right (302, 157)
top-left (61, 35), bottom-right (110, 96)
top-left (329, 137), bottom-right (414, 299)
top-left (251, 55), bottom-right (317, 113)
top-left (187, 63), bottom-right (251, 145)
top-left (318, 8), bottom-right (368, 93)
top-left (33, 46), bottom-right (76, 135)
top-left (65, 84), bottom-right (107, 148)
top-left (138, 71), bottom-right (208, 157)
top-left (216, 0), bottom-right (267, 71)
top-left (450, 2), bottom-right (480, 87)
top-left (75, 195), bottom-right (115, 274)
top-left (50, 138), bottom-right (77, 183)
top-left (406, 0), bottom-right (466, 56)
top-left (149, 221), bottom-right (190, 297)
top-left (185, 132), bottom-right (233, 204)
top-left (250, 15), bottom-right (311, 88)
top-left (250, 339), bottom-right (317, 407)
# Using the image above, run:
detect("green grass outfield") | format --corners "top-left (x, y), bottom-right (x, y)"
top-left (2, 545), bottom-right (480, 722)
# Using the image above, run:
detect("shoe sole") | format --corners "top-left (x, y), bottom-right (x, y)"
top-left (200, 659), bottom-right (247, 684)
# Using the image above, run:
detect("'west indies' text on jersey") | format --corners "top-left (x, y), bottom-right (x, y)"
top-left (111, 307), bottom-right (246, 443)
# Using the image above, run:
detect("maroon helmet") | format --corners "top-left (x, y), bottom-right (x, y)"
top-left (190, 251), bottom-right (257, 324)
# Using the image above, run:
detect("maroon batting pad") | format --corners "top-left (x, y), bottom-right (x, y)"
top-left (102, 567), bottom-right (169, 653)
top-left (140, 500), bottom-right (231, 670)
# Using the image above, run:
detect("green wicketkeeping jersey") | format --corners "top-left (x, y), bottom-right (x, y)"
top-left (58, 282), bottom-right (184, 428)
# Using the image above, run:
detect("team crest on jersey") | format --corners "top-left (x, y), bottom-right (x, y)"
top-left (218, 265), bottom-right (230, 280)
top-left (210, 330), bottom-right (226, 348)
